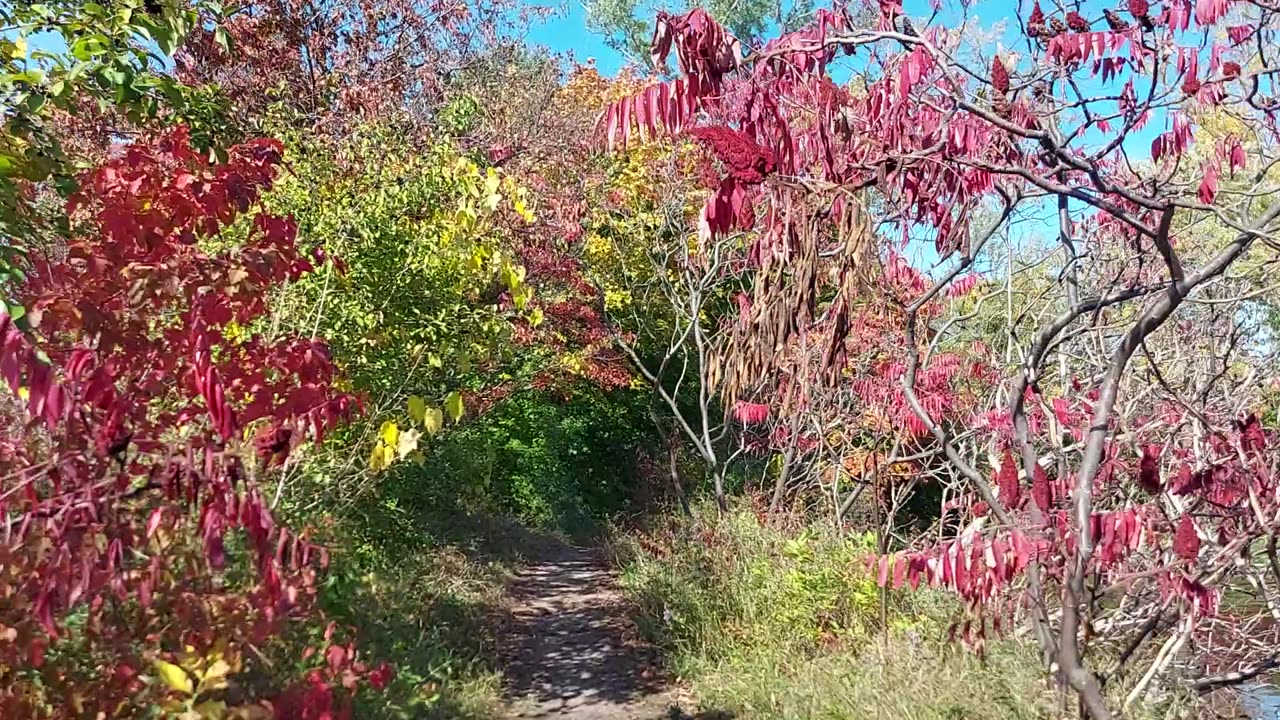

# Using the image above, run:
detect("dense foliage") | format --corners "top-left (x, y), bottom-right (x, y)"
top-left (0, 127), bottom-right (369, 717)
top-left (6, 0), bottom-right (1280, 717)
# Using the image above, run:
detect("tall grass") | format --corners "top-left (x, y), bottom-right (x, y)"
top-left (612, 503), bottom-right (1060, 720)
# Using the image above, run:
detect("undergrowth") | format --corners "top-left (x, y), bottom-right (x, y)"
top-left (611, 503), bottom-right (1061, 720)
top-left (280, 499), bottom-right (564, 719)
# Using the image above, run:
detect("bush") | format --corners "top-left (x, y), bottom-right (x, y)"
top-left (371, 385), bottom-right (656, 536)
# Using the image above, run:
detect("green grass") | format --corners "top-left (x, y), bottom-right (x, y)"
top-left (300, 501), bottom-right (566, 719)
top-left (610, 503), bottom-right (1060, 720)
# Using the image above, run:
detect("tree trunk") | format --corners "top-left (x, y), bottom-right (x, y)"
top-left (769, 443), bottom-right (796, 516)
top-left (668, 438), bottom-right (691, 516)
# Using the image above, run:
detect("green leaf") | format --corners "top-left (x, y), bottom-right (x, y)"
top-left (152, 26), bottom-right (177, 56)
top-left (407, 395), bottom-right (426, 423)
top-left (213, 26), bottom-right (230, 53)
top-left (23, 93), bottom-right (46, 114)
top-left (444, 391), bottom-right (464, 423)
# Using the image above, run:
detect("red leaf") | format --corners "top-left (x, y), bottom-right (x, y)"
top-left (997, 450), bottom-right (1021, 509)
top-left (1194, 0), bottom-right (1229, 26)
top-left (326, 644), bottom-right (347, 673)
top-left (1052, 397), bottom-right (1071, 425)
top-left (369, 662), bottom-right (395, 691)
top-left (1199, 162), bottom-right (1219, 203)
top-left (1227, 25), bottom-right (1254, 44)
top-left (650, 16), bottom-right (674, 70)
top-left (1173, 514), bottom-right (1201, 561)
top-left (1138, 444), bottom-right (1162, 493)
top-left (146, 507), bottom-right (165, 538)
top-left (1032, 463), bottom-right (1052, 512)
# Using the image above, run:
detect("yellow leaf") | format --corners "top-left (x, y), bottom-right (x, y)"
top-left (195, 700), bottom-right (228, 719)
top-left (369, 444), bottom-right (387, 472)
top-left (201, 658), bottom-right (232, 692)
top-left (505, 264), bottom-right (527, 291)
top-left (154, 659), bottom-right (194, 695)
top-left (528, 307), bottom-right (544, 328)
top-left (407, 395), bottom-right (426, 423)
top-left (512, 286), bottom-right (532, 311)
top-left (424, 407), bottom-right (443, 436)
top-left (514, 198), bottom-right (535, 223)
top-left (444, 391), bottom-right (464, 423)
top-left (378, 420), bottom-right (399, 448)
top-left (10, 36), bottom-right (26, 59)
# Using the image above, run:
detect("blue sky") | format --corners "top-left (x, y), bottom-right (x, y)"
top-left (526, 1), bottom-right (629, 76)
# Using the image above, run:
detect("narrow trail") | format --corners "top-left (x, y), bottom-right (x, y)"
top-left (497, 544), bottom-right (678, 720)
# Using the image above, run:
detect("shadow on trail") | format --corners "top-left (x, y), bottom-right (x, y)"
top-left (500, 543), bottom-right (711, 719)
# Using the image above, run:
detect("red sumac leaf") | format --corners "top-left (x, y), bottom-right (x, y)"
top-left (1173, 514), bottom-right (1201, 561)
top-left (1138, 444), bottom-right (1162, 493)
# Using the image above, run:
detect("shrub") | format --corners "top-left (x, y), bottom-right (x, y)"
top-left (368, 385), bottom-right (655, 536)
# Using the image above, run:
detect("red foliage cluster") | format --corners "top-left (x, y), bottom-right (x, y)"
top-left (514, 245), bottom-right (635, 393)
top-left (732, 401), bottom-right (770, 425)
top-left (178, 0), bottom-right (527, 132)
top-left (651, 9), bottom-right (741, 87)
top-left (1027, 2), bottom-right (1046, 35)
top-left (0, 128), bottom-right (375, 715)
top-left (688, 126), bottom-right (777, 184)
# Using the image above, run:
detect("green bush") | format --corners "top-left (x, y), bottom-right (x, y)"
top-left (376, 384), bottom-right (656, 536)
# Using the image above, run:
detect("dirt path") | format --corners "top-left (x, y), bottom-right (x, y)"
top-left (498, 544), bottom-right (678, 720)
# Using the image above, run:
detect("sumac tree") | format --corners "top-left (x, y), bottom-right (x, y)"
top-left (0, 127), bottom-right (379, 717)
top-left (604, 0), bottom-right (1280, 715)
